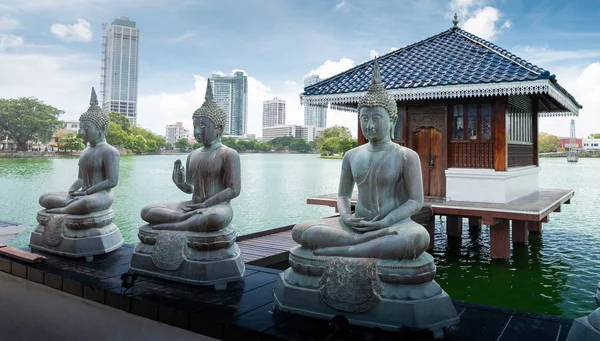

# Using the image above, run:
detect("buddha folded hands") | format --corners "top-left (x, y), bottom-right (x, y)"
top-left (292, 59), bottom-right (429, 260)
top-left (39, 88), bottom-right (119, 216)
top-left (140, 80), bottom-right (241, 232)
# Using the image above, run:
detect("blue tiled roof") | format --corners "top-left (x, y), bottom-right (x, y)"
top-left (304, 27), bottom-right (581, 109)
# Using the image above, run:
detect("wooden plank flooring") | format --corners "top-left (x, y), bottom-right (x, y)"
top-left (239, 229), bottom-right (297, 266)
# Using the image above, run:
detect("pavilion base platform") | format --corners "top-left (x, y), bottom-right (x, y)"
top-left (307, 188), bottom-right (574, 260)
top-left (129, 225), bottom-right (245, 290)
top-left (273, 246), bottom-right (460, 339)
top-left (29, 209), bottom-right (123, 261)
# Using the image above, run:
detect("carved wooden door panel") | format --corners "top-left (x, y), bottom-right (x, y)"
top-left (412, 127), bottom-right (443, 197)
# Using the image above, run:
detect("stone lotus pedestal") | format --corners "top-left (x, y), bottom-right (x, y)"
top-left (129, 224), bottom-right (245, 290)
top-left (273, 246), bottom-right (459, 338)
top-left (29, 209), bottom-right (124, 261)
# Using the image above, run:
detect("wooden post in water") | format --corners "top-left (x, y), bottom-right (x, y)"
top-left (511, 220), bottom-right (529, 244)
top-left (446, 215), bottom-right (462, 237)
top-left (490, 219), bottom-right (510, 259)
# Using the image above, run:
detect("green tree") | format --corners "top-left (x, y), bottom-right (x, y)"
top-left (538, 132), bottom-right (562, 153)
top-left (221, 137), bottom-right (238, 151)
top-left (290, 138), bottom-right (310, 153)
top-left (145, 139), bottom-right (158, 152)
top-left (108, 112), bottom-right (131, 133)
top-left (339, 139), bottom-right (357, 155)
top-left (192, 142), bottom-right (202, 149)
top-left (128, 135), bottom-right (147, 154)
top-left (0, 97), bottom-right (63, 151)
top-left (58, 133), bottom-right (85, 152)
top-left (106, 121), bottom-right (129, 148)
top-left (174, 138), bottom-right (190, 150)
top-left (321, 137), bottom-right (341, 155)
top-left (323, 125), bottom-right (352, 140)
top-left (315, 134), bottom-right (326, 151)
top-left (588, 133), bottom-right (600, 139)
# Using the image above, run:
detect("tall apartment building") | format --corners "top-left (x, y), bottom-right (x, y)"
top-left (211, 72), bottom-right (248, 136)
top-left (165, 122), bottom-right (191, 146)
top-left (101, 17), bottom-right (140, 125)
top-left (263, 125), bottom-right (317, 143)
top-left (303, 75), bottom-right (327, 128)
top-left (262, 98), bottom-right (286, 129)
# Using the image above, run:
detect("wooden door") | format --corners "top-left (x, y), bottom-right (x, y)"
top-left (413, 127), bottom-right (443, 197)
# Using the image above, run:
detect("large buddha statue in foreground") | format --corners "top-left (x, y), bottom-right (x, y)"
top-left (273, 59), bottom-right (459, 338)
top-left (129, 80), bottom-right (244, 289)
top-left (30, 88), bottom-right (124, 260)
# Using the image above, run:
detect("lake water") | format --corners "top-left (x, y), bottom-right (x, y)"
top-left (1, 154), bottom-right (599, 319)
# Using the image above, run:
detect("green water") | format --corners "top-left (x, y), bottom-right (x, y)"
top-left (0, 155), bottom-right (598, 318)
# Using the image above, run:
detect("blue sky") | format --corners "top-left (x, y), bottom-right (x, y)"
top-left (0, 0), bottom-right (599, 138)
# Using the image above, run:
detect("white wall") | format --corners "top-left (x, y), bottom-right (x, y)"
top-left (445, 166), bottom-right (540, 203)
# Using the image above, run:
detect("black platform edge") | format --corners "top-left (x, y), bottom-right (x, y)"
top-left (0, 244), bottom-right (575, 341)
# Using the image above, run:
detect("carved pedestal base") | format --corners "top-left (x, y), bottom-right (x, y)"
top-left (567, 312), bottom-right (600, 341)
top-left (129, 225), bottom-right (245, 290)
top-left (29, 209), bottom-right (124, 259)
top-left (273, 247), bottom-right (459, 339)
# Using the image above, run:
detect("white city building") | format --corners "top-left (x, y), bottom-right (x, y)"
top-left (303, 75), bottom-right (327, 128)
top-left (211, 72), bottom-right (248, 136)
top-left (165, 122), bottom-right (191, 146)
top-left (101, 17), bottom-right (140, 125)
top-left (263, 125), bottom-right (317, 142)
top-left (263, 98), bottom-right (286, 128)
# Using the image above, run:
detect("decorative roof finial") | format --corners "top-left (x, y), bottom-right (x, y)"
top-left (205, 78), bottom-right (214, 101)
top-left (90, 87), bottom-right (98, 106)
top-left (452, 13), bottom-right (459, 28)
top-left (193, 78), bottom-right (227, 129)
top-left (357, 57), bottom-right (398, 120)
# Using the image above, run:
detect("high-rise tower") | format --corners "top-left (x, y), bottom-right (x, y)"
top-left (303, 75), bottom-right (327, 128)
top-left (262, 98), bottom-right (286, 128)
top-left (211, 72), bottom-right (248, 136)
top-left (101, 17), bottom-right (140, 125)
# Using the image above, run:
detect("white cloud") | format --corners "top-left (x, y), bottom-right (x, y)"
top-left (168, 31), bottom-right (195, 43)
top-left (514, 46), bottom-right (600, 66)
top-left (335, 1), bottom-right (346, 10)
top-left (538, 63), bottom-right (600, 138)
top-left (448, 0), bottom-right (483, 19)
top-left (462, 6), bottom-right (505, 40)
top-left (501, 20), bottom-right (511, 29)
top-left (390, 47), bottom-right (399, 52)
top-left (0, 51), bottom-right (98, 121)
top-left (50, 19), bottom-right (93, 42)
top-left (370, 49), bottom-right (378, 59)
top-left (306, 58), bottom-right (356, 79)
top-left (0, 34), bottom-right (24, 51)
top-left (284, 80), bottom-right (296, 86)
top-left (0, 15), bottom-right (20, 30)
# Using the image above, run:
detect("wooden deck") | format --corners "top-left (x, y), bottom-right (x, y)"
top-left (306, 189), bottom-right (574, 259)
top-left (237, 208), bottom-right (434, 268)
top-left (0, 246), bottom-right (574, 340)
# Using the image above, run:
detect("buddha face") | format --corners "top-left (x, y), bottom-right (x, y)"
top-left (359, 107), bottom-right (393, 143)
top-left (194, 116), bottom-right (221, 145)
top-left (79, 120), bottom-right (103, 145)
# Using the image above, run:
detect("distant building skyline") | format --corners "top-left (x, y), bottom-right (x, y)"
top-left (262, 98), bottom-right (286, 139)
top-left (303, 75), bottom-right (327, 128)
top-left (211, 72), bottom-right (248, 136)
top-left (101, 16), bottom-right (140, 126)
top-left (165, 121), bottom-right (191, 146)
top-left (263, 124), bottom-right (318, 143)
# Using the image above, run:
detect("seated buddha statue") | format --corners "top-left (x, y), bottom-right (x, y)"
top-left (139, 80), bottom-right (241, 232)
top-left (291, 60), bottom-right (429, 260)
top-left (129, 79), bottom-right (244, 288)
top-left (39, 88), bottom-right (119, 215)
top-left (30, 88), bottom-right (123, 259)
top-left (273, 60), bottom-right (459, 336)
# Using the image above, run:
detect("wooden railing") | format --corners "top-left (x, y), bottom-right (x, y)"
top-left (450, 141), bottom-right (494, 168)
top-left (508, 144), bottom-right (534, 168)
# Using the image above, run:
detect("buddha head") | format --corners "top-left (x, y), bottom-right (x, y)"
top-left (193, 79), bottom-right (227, 145)
top-left (79, 87), bottom-right (110, 145)
top-left (357, 58), bottom-right (397, 143)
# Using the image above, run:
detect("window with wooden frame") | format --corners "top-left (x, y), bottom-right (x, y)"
top-left (452, 103), bottom-right (493, 141)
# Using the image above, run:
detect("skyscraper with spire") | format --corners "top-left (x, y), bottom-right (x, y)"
top-left (101, 17), bottom-right (140, 125)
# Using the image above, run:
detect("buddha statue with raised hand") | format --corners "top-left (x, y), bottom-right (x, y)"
top-left (30, 88), bottom-right (124, 260)
top-left (129, 79), bottom-right (244, 289)
top-left (273, 59), bottom-right (459, 337)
